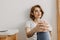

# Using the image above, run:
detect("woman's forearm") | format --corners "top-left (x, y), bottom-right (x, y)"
top-left (26, 28), bottom-right (36, 38)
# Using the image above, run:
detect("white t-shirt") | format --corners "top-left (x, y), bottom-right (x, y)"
top-left (25, 19), bottom-right (52, 40)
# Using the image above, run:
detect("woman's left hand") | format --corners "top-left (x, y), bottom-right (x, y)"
top-left (39, 21), bottom-right (49, 32)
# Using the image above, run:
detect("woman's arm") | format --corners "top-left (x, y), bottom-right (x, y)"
top-left (25, 23), bottom-right (45, 38)
top-left (25, 27), bottom-right (36, 38)
top-left (25, 21), bottom-right (37, 38)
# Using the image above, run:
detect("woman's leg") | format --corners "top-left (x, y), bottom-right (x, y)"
top-left (37, 32), bottom-right (50, 40)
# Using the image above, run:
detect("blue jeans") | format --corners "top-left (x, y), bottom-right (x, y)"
top-left (37, 32), bottom-right (50, 40)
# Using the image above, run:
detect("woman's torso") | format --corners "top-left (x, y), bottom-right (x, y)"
top-left (26, 19), bottom-right (51, 40)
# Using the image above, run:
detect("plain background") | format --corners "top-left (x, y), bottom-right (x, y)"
top-left (0, 0), bottom-right (57, 40)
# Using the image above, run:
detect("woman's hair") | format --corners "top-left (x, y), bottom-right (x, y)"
top-left (30, 5), bottom-right (44, 21)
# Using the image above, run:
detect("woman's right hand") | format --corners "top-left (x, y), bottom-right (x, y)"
top-left (34, 21), bottom-right (49, 32)
top-left (34, 23), bottom-right (44, 32)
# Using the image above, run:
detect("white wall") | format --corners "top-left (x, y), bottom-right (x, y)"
top-left (0, 0), bottom-right (57, 40)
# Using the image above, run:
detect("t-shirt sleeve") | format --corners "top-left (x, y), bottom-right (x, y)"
top-left (25, 21), bottom-right (30, 28)
top-left (43, 19), bottom-right (52, 31)
top-left (48, 24), bottom-right (52, 31)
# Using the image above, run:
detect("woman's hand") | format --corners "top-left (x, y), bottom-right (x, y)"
top-left (35, 20), bottom-right (49, 32)
top-left (34, 23), bottom-right (48, 32)
top-left (38, 21), bottom-right (49, 32)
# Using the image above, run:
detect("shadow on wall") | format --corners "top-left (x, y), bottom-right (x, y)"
top-left (18, 9), bottom-right (30, 40)
top-left (18, 22), bottom-right (26, 40)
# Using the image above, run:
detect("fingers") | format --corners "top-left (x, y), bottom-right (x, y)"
top-left (36, 27), bottom-right (49, 32)
top-left (36, 22), bottom-right (49, 32)
top-left (39, 26), bottom-right (49, 31)
top-left (40, 27), bottom-right (49, 32)
top-left (38, 23), bottom-right (49, 28)
top-left (38, 29), bottom-right (48, 32)
top-left (39, 20), bottom-right (48, 25)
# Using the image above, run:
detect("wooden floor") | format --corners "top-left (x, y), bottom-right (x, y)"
top-left (0, 34), bottom-right (17, 40)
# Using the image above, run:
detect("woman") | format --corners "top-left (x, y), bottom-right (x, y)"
top-left (25, 5), bottom-right (52, 40)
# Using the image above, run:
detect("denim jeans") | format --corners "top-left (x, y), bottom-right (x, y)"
top-left (37, 32), bottom-right (50, 40)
